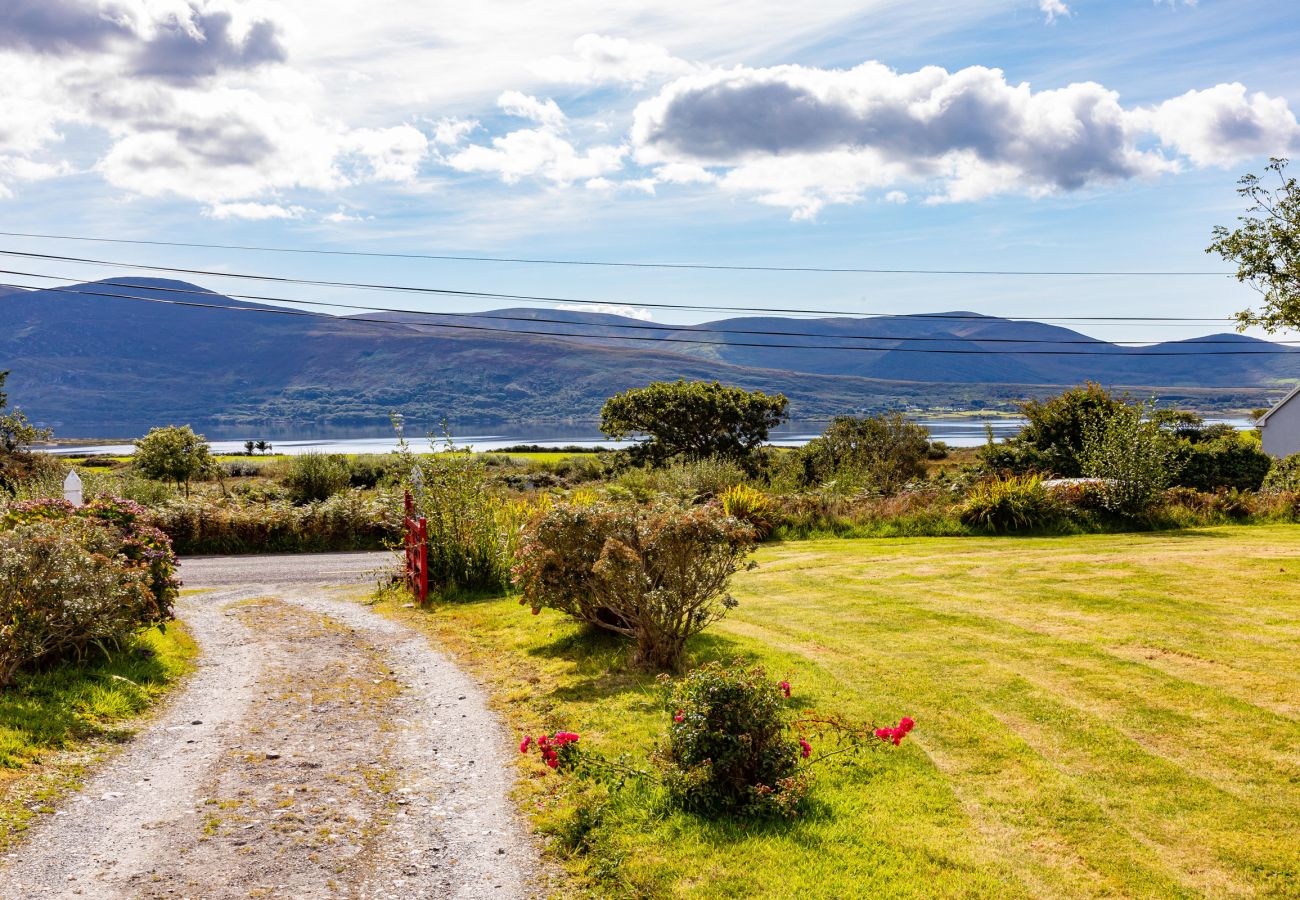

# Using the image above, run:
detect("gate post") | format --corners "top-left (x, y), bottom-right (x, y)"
top-left (403, 491), bottom-right (429, 605)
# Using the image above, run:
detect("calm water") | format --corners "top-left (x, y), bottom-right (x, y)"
top-left (46, 417), bottom-right (1251, 456)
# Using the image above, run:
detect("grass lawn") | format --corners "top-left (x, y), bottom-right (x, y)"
top-left (375, 525), bottom-right (1300, 898)
top-left (0, 623), bottom-right (197, 849)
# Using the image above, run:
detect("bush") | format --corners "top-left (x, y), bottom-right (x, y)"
top-left (0, 518), bottom-right (165, 687)
top-left (405, 451), bottom-right (533, 597)
top-left (959, 476), bottom-right (1061, 532)
top-left (346, 455), bottom-right (404, 489)
top-left (132, 425), bottom-right (214, 496)
top-left (2, 495), bottom-right (179, 613)
top-left (283, 452), bottom-right (352, 504)
top-left (720, 484), bottom-right (776, 539)
top-left (1175, 437), bottom-right (1273, 492)
top-left (786, 414), bottom-right (931, 493)
top-left (1080, 402), bottom-right (1180, 518)
top-left (152, 490), bottom-right (399, 555)
top-left (612, 456), bottom-right (749, 503)
top-left (655, 661), bottom-right (808, 817)
top-left (1263, 453), bottom-right (1300, 493)
top-left (515, 502), bottom-right (756, 670)
top-left (981, 382), bottom-right (1131, 477)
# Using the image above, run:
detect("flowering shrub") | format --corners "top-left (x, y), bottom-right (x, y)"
top-left (2, 495), bottom-right (178, 616)
top-left (0, 518), bottom-right (158, 686)
top-left (518, 661), bottom-right (913, 821)
top-left (514, 501), bottom-right (756, 670)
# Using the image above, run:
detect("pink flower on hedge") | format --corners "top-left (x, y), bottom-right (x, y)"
top-left (519, 736), bottom-right (532, 753)
top-left (874, 727), bottom-right (891, 742)
top-left (898, 716), bottom-right (915, 734)
top-left (673, 710), bottom-right (684, 723)
top-left (799, 738), bottom-right (812, 759)
top-left (779, 681), bottom-right (791, 698)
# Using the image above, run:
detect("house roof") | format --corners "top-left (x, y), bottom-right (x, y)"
top-left (1258, 383), bottom-right (1300, 426)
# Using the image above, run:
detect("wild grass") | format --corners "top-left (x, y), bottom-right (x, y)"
top-left (374, 525), bottom-right (1300, 898)
top-left (0, 623), bottom-right (197, 846)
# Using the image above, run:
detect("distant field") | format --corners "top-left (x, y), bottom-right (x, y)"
top-left (382, 525), bottom-right (1300, 898)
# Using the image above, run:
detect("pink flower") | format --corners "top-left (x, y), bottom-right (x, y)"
top-left (673, 710), bottom-right (684, 723)
top-left (799, 738), bottom-right (812, 759)
top-left (874, 728), bottom-right (891, 742)
top-left (898, 716), bottom-right (915, 734)
top-left (779, 681), bottom-right (791, 698)
top-left (545, 756), bottom-right (558, 769)
top-left (891, 729), bottom-right (903, 746)
top-left (519, 736), bottom-right (532, 753)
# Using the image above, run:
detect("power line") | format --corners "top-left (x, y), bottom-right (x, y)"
top-left (3, 271), bottom-right (1292, 346)
top-left (0, 248), bottom-right (1237, 323)
top-left (0, 229), bottom-right (1232, 276)
top-left (14, 277), bottom-right (1296, 356)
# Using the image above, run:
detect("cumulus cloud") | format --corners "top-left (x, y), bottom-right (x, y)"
top-left (203, 200), bottom-right (305, 220)
top-left (1142, 83), bottom-right (1300, 167)
top-left (342, 125), bottom-right (430, 181)
top-left (132, 9), bottom-right (287, 84)
top-left (431, 116), bottom-right (477, 145)
top-left (0, 0), bottom-right (134, 53)
top-left (626, 61), bottom-right (1297, 216)
top-left (535, 33), bottom-right (695, 87)
top-left (497, 91), bottom-right (566, 129)
top-left (1039, 0), bottom-right (1070, 24)
top-left (446, 128), bottom-right (625, 185)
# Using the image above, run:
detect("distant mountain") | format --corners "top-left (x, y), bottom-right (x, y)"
top-left (2, 278), bottom-right (1294, 431)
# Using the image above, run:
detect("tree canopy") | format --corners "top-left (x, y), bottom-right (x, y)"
top-left (1207, 157), bottom-right (1300, 332)
top-left (599, 380), bottom-right (788, 469)
top-left (132, 425), bottom-right (214, 495)
top-left (0, 371), bottom-right (51, 457)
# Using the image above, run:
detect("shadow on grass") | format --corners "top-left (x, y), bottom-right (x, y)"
top-left (0, 635), bottom-right (176, 769)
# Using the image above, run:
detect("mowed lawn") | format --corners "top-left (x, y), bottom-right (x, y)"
top-left (383, 525), bottom-right (1300, 898)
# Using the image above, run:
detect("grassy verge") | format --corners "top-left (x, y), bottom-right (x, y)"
top-left (372, 525), bottom-right (1300, 898)
top-left (0, 622), bottom-right (198, 849)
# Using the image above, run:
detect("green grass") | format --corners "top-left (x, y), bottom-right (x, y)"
top-left (0, 623), bottom-right (197, 847)
top-left (375, 525), bottom-right (1300, 898)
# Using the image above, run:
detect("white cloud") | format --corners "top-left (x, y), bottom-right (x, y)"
top-left (447, 129), bottom-right (625, 185)
top-left (432, 116), bottom-right (477, 145)
top-left (1039, 0), bottom-right (1070, 24)
top-left (653, 162), bottom-right (717, 184)
top-left (497, 91), bottom-right (566, 130)
top-left (586, 176), bottom-right (655, 194)
top-left (559, 302), bottom-right (654, 321)
top-left (1142, 83), bottom-right (1300, 167)
top-left (343, 124), bottom-right (429, 181)
top-left (322, 206), bottom-right (364, 222)
top-left (535, 33), bottom-right (695, 87)
top-left (883, 190), bottom-right (908, 203)
top-left (203, 201), bottom-right (306, 220)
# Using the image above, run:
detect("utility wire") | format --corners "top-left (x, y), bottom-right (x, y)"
top-left (0, 229), bottom-right (1232, 276)
top-left (13, 278), bottom-right (1296, 356)
top-left (0, 248), bottom-right (1237, 323)
top-left (2, 271), bottom-right (1292, 346)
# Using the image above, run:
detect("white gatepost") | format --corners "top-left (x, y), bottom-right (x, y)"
top-left (63, 469), bottom-right (83, 506)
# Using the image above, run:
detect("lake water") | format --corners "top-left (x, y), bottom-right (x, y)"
top-left (45, 417), bottom-right (1252, 456)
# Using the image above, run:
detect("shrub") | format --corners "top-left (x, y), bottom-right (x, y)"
top-left (283, 452), bottom-right (352, 504)
top-left (787, 414), bottom-right (931, 493)
top-left (2, 495), bottom-right (179, 613)
top-left (132, 425), bottom-right (214, 496)
top-left (959, 476), bottom-right (1061, 532)
top-left (1080, 402), bottom-right (1181, 518)
top-left (613, 456), bottom-right (749, 503)
top-left (1263, 453), bottom-right (1300, 493)
top-left (982, 382), bottom-right (1131, 476)
top-left (720, 484), bottom-right (776, 539)
top-left (515, 502), bottom-right (756, 670)
top-left (346, 455), bottom-right (404, 489)
top-left (1175, 437), bottom-right (1273, 492)
top-left (152, 490), bottom-right (399, 555)
top-left (404, 449), bottom-right (532, 597)
top-left (0, 518), bottom-right (162, 687)
top-left (655, 662), bottom-right (808, 817)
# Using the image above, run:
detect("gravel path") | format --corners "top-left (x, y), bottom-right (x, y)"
top-left (0, 555), bottom-right (546, 899)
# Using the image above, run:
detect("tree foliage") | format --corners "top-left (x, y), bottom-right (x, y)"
top-left (1207, 158), bottom-right (1300, 332)
top-left (786, 413), bottom-right (931, 492)
top-left (600, 380), bottom-right (788, 470)
top-left (132, 425), bottom-right (214, 496)
top-left (1080, 400), bottom-right (1182, 517)
top-left (980, 382), bottom-right (1131, 477)
top-left (0, 370), bottom-right (51, 457)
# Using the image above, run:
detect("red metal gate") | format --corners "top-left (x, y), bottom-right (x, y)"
top-left (403, 491), bottom-right (429, 604)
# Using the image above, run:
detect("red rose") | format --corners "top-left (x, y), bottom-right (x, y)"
top-left (519, 736), bottom-right (532, 753)
top-left (779, 681), bottom-right (791, 698)
top-left (898, 717), bottom-right (915, 734)
top-left (799, 738), bottom-right (812, 759)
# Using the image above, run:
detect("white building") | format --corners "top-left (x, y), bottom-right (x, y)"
top-left (1258, 385), bottom-right (1300, 458)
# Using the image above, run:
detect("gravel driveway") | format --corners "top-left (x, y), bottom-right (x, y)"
top-left (0, 554), bottom-right (546, 899)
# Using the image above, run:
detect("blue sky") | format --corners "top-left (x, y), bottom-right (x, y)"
top-left (1, 0), bottom-right (1297, 342)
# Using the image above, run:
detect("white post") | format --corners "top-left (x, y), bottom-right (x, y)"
top-left (63, 469), bottom-right (83, 506)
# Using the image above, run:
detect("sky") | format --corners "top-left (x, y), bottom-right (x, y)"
top-left (0, 0), bottom-right (1298, 342)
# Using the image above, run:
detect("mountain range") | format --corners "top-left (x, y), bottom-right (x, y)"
top-left (2, 278), bottom-right (1296, 433)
